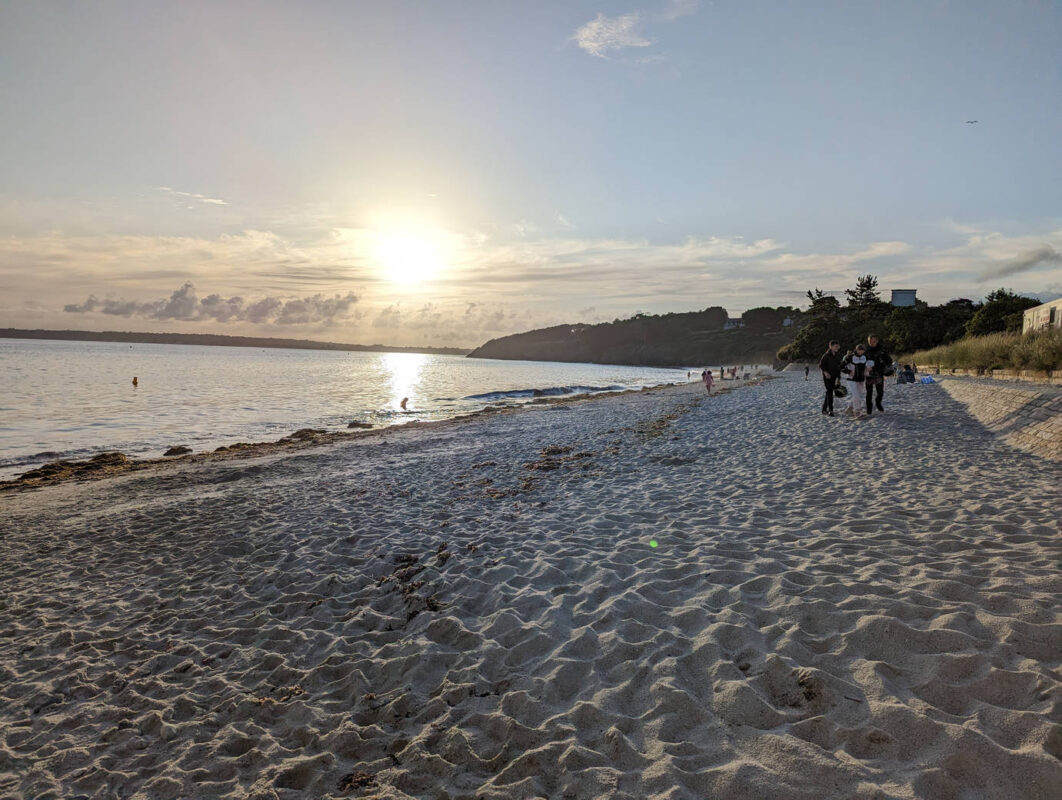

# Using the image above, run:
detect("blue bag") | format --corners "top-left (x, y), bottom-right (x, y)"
top-left (920, 375), bottom-right (935, 384)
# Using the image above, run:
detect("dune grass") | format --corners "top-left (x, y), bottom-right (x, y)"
top-left (905, 328), bottom-right (1062, 372)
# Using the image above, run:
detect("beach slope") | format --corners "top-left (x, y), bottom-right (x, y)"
top-left (1, 375), bottom-right (1059, 799)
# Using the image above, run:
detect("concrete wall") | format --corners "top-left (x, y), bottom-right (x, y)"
top-left (916, 366), bottom-right (1062, 387)
top-left (936, 377), bottom-right (1062, 463)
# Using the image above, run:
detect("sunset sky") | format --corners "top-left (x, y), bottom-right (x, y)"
top-left (2, 0), bottom-right (1060, 347)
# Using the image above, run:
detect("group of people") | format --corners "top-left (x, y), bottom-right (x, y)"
top-left (690, 364), bottom-right (756, 394)
top-left (817, 334), bottom-right (894, 418)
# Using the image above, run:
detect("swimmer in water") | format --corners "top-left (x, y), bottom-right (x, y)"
top-left (132, 376), bottom-right (138, 387)
top-left (400, 397), bottom-right (408, 410)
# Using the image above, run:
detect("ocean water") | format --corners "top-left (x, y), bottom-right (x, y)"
top-left (0, 338), bottom-right (701, 479)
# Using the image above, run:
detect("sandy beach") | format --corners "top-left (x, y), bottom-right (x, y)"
top-left (1, 373), bottom-right (1059, 800)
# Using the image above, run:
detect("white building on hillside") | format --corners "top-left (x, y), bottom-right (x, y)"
top-left (1023, 298), bottom-right (1062, 333)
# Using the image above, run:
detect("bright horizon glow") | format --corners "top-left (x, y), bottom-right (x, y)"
top-left (372, 229), bottom-right (449, 287)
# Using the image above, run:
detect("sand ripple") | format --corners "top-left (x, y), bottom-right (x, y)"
top-left (1, 375), bottom-right (1060, 799)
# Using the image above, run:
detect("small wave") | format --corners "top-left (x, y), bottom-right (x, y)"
top-left (462, 384), bottom-right (627, 402)
top-left (0, 449), bottom-right (84, 468)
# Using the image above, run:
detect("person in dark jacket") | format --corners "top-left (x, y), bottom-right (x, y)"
top-left (863, 334), bottom-right (891, 415)
top-left (818, 340), bottom-right (842, 416)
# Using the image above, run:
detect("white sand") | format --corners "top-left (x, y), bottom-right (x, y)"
top-left (1, 374), bottom-right (1060, 800)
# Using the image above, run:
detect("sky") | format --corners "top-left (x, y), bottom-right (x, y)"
top-left (1, 0), bottom-right (1060, 347)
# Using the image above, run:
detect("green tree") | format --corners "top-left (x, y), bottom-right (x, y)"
top-left (777, 291), bottom-right (844, 361)
top-left (845, 274), bottom-right (881, 308)
top-left (698, 306), bottom-right (728, 330)
top-left (743, 306), bottom-right (789, 333)
top-left (965, 289), bottom-right (1040, 337)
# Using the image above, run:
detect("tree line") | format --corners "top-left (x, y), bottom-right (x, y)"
top-left (776, 276), bottom-right (1042, 363)
top-left (468, 305), bottom-right (801, 367)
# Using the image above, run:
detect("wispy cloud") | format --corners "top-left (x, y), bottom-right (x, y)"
top-left (157, 186), bottom-right (228, 206)
top-left (7, 220), bottom-right (1062, 345)
top-left (978, 245), bottom-right (1062, 280)
top-left (63, 282), bottom-right (359, 325)
top-left (574, 2), bottom-right (699, 60)
top-left (574, 13), bottom-right (652, 58)
top-left (659, 0), bottom-right (699, 21)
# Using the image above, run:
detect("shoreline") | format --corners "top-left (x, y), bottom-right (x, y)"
top-left (0, 374), bottom-right (765, 494)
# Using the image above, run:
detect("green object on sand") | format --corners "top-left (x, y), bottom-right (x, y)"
top-left (649, 540), bottom-right (658, 548)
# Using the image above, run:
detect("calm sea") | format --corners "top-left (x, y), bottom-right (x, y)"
top-left (0, 338), bottom-right (698, 479)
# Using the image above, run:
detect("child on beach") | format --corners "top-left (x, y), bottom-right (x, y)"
top-left (703, 369), bottom-right (714, 394)
top-left (842, 345), bottom-right (870, 417)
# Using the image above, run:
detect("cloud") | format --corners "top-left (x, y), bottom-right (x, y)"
top-left (63, 282), bottom-right (359, 325)
top-left (9, 216), bottom-right (1062, 345)
top-left (513, 219), bottom-right (541, 237)
top-left (659, 0), bottom-right (699, 21)
top-left (574, 13), bottom-right (652, 58)
top-left (978, 245), bottom-right (1062, 280)
top-left (370, 301), bottom-right (533, 341)
top-left (156, 186), bottom-right (228, 206)
top-left (574, 3), bottom-right (697, 60)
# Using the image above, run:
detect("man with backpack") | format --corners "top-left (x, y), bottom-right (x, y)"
top-left (864, 334), bottom-right (892, 415)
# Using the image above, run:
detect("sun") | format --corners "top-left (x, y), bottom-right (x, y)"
top-left (373, 230), bottom-right (447, 285)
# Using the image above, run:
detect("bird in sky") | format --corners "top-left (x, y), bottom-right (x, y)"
top-left (965, 120), bottom-right (979, 124)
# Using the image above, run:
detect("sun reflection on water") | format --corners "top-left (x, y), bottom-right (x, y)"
top-left (380, 352), bottom-right (427, 414)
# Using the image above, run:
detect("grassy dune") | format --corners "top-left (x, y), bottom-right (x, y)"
top-left (905, 328), bottom-right (1062, 372)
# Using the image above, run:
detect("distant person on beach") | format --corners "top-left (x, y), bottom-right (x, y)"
top-left (132, 376), bottom-right (138, 387)
top-left (400, 397), bottom-right (409, 410)
top-left (703, 369), bottom-right (714, 394)
top-left (804, 364), bottom-right (809, 381)
top-left (842, 344), bottom-right (869, 417)
top-left (863, 334), bottom-right (891, 415)
top-left (900, 364), bottom-right (916, 383)
top-left (818, 341), bottom-right (842, 416)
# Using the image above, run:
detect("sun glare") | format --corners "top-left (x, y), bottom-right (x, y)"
top-left (373, 230), bottom-right (448, 285)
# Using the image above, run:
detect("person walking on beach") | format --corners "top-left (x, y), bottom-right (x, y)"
top-left (818, 340), bottom-right (842, 416)
top-left (842, 344), bottom-right (869, 417)
top-left (863, 334), bottom-right (891, 415)
top-left (804, 364), bottom-right (809, 381)
top-left (703, 369), bottom-right (714, 394)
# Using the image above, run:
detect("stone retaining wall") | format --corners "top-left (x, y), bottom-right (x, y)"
top-left (937, 378), bottom-right (1062, 462)
top-left (916, 366), bottom-right (1062, 386)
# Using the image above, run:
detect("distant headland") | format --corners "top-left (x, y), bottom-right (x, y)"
top-left (0, 329), bottom-right (471, 356)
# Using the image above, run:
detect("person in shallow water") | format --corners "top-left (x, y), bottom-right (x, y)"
top-left (400, 397), bottom-right (408, 410)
